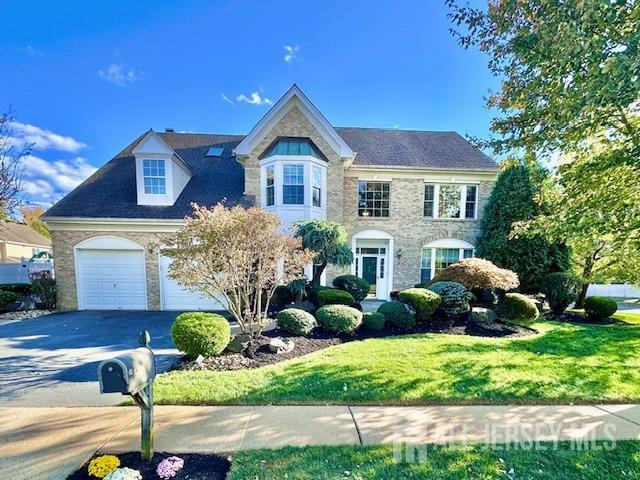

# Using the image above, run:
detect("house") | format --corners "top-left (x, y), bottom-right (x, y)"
top-left (0, 221), bottom-right (52, 263)
top-left (43, 85), bottom-right (499, 311)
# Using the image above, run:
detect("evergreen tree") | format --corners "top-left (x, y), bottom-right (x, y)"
top-left (476, 160), bottom-right (569, 293)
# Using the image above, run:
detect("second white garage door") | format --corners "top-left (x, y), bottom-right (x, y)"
top-left (159, 255), bottom-right (225, 311)
top-left (76, 249), bottom-right (147, 310)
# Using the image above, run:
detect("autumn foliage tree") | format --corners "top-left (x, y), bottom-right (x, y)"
top-left (162, 204), bottom-right (314, 339)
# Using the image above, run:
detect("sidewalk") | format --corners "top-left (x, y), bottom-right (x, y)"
top-left (2, 404), bottom-right (640, 479)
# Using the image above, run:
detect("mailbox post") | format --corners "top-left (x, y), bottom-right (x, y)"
top-left (98, 330), bottom-right (156, 461)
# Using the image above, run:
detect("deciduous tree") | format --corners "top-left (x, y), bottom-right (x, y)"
top-left (0, 110), bottom-right (28, 216)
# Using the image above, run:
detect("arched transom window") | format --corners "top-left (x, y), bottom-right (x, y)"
top-left (420, 238), bottom-right (475, 283)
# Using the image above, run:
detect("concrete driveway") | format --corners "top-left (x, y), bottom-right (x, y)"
top-left (0, 311), bottom-right (182, 407)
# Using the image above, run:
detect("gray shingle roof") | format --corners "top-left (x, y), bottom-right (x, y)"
top-left (335, 127), bottom-right (498, 170)
top-left (44, 127), bottom-right (497, 220)
top-left (0, 221), bottom-right (52, 247)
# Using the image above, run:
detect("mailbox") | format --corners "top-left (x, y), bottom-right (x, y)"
top-left (98, 346), bottom-right (156, 395)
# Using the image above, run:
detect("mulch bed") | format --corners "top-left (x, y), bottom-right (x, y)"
top-left (177, 315), bottom-right (536, 372)
top-left (67, 452), bottom-right (230, 479)
top-left (543, 311), bottom-right (620, 325)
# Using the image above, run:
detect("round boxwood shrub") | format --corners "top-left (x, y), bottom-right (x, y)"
top-left (171, 312), bottom-right (231, 357)
top-left (540, 272), bottom-right (581, 313)
top-left (377, 301), bottom-right (416, 331)
top-left (0, 290), bottom-right (18, 309)
top-left (317, 288), bottom-right (355, 307)
top-left (332, 275), bottom-right (370, 302)
top-left (584, 296), bottom-right (618, 321)
top-left (307, 284), bottom-right (334, 306)
top-left (362, 312), bottom-right (385, 330)
top-left (316, 305), bottom-right (363, 334)
top-left (276, 308), bottom-right (317, 336)
top-left (427, 281), bottom-right (474, 316)
top-left (398, 288), bottom-right (442, 321)
top-left (498, 293), bottom-right (539, 323)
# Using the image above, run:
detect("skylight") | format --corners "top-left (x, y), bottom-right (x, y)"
top-left (206, 147), bottom-right (224, 157)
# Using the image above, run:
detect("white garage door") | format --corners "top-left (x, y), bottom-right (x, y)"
top-left (159, 255), bottom-right (224, 311)
top-left (77, 249), bottom-right (147, 310)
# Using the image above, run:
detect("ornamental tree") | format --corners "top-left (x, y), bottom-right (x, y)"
top-left (293, 219), bottom-right (353, 285)
top-left (476, 159), bottom-right (570, 292)
top-left (162, 204), bottom-right (314, 339)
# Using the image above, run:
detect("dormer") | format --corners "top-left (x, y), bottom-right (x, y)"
top-left (132, 130), bottom-right (193, 206)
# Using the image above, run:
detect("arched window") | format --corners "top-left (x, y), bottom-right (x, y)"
top-left (420, 239), bottom-right (474, 283)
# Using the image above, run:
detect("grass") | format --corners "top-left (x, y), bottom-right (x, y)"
top-left (154, 312), bottom-right (640, 405)
top-left (227, 442), bottom-right (640, 479)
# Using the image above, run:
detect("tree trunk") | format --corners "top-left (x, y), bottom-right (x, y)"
top-left (311, 260), bottom-right (326, 286)
top-left (575, 253), bottom-right (595, 309)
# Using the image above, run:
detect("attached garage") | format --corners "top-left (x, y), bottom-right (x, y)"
top-left (75, 237), bottom-right (147, 310)
top-left (159, 255), bottom-right (224, 311)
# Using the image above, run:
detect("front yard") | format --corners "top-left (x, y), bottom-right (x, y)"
top-left (154, 313), bottom-right (640, 405)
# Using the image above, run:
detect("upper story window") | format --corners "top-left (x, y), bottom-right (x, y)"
top-left (423, 184), bottom-right (477, 220)
top-left (283, 164), bottom-right (304, 205)
top-left (358, 181), bottom-right (390, 217)
top-left (312, 165), bottom-right (322, 207)
top-left (263, 137), bottom-right (324, 159)
top-left (266, 165), bottom-right (275, 207)
top-left (143, 159), bottom-right (166, 195)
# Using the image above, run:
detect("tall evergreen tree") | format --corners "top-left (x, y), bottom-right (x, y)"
top-left (476, 160), bottom-right (569, 293)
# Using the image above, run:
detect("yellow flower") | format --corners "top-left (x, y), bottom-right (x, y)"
top-left (88, 455), bottom-right (121, 478)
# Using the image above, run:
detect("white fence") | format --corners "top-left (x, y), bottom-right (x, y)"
top-left (0, 260), bottom-right (54, 284)
top-left (587, 283), bottom-right (640, 298)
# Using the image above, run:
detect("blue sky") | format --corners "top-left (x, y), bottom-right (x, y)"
top-left (0, 0), bottom-right (496, 208)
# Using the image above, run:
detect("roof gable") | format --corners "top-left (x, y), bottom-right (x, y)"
top-left (234, 85), bottom-right (354, 159)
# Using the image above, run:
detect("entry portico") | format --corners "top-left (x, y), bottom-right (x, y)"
top-left (351, 229), bottom-right (394, 300)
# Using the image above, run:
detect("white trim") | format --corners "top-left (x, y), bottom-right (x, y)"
top-left (44, 217), bottom-right (185, 232)
top-left (423, 184), bottom-right (478, 220)
top-left (420, 239), bottom-right (475, 282)
top-left (234, 85), bottom-right (355, 159)
top-left (351, 229), bottom-right (394, 300)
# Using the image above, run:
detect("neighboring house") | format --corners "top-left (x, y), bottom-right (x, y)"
top-left (43, 85), bottom-right (499, 311)
top-left (0, 221), bottom-right (52, 263)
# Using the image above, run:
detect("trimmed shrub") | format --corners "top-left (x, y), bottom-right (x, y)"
top-left (317, 288), bottom-right (355, 307)
top-left (427, 281), bottom-right (474, 316)
top-left (171, 312), bottom-right (231, 357)
top-left (0, 291), bottom-right (18, 309)
top-left (316, 305), bottom-right (362, 334)
top-left (272, 285), bottom-right (294, 308)
top-left (0, 283), bottom-right (32, 295)
top-left (276, 308), bottom-right (317, 336)
top-left (377, 301), bottom-right (416, 331)
top-left (29, 271), bottom-right (56, 310)
top-left (540, 272), bottom-right (581, 313)
top-left (498, 293), bottom-right (539, 323)
top-left (332, 275), bottom-right (370, 302)
top-left (362, 312), bottom-right (385, 330)
top-left (307, 284), bottom-right (333, 306)
top-left (398, 288), bottom-right (441, 321)
top-left (584, 296), bottom-right (618, 320)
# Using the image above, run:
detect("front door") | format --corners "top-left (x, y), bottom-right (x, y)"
top-left (362, 256), bottom-right (377, 295)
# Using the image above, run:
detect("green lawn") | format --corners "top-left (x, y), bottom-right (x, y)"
top-left (227, 442), bottom-right (640, 479)
top-left (154, 312), bottom-right (640, 405)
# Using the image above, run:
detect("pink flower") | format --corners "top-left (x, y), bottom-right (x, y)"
top-left (156, 456), bottom-right (184, 479)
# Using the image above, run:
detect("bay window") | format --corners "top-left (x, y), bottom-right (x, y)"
top-left (283, 164), bottom-right (304, 205)
top-left (423, 184), bottom-right (478, 219)
top-left (312, 165), bottom-right (322, 207)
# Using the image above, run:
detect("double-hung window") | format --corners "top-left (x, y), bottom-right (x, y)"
top-left (143, 159), bottom-right (166, 195)
top-left (423, 184), bottom-right (477, 219)
top-left (312, 165), bottom-right (322, 207)
top-left (283, 164), bottom-right (304, 205)
top-left (265, 165), bottom-right (275, 207)
top-left (358, 181), bottom-right (390, 217)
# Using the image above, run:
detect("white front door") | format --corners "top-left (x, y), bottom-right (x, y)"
top-left (159, 255), bottom-right (225, 311)
top-left (76, 249), bottom-right (147, 310)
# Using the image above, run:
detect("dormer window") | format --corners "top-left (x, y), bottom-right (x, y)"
top-left (143, 159), bottom-right (166, 195)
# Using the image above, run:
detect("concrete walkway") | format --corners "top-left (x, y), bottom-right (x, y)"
top-left (3, 404), bottom-right (640, 479)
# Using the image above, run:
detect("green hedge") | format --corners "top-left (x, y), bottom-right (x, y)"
top-left (0, 291), bottom-right (18, 309)
top-left (584, 296), bottom-right (618, 321)
top-left (307, 284), bottom-right (334, 306)
top-left (398, 288), bottom-right (441, 321)
top-left (317, 288), bottom-right (355, 307)
top-left (332, 275), bottom-right (370, 302)
top-left (362, 312), bottom-right (385, 330)
top-left (0, 283), bottom-right (32, 295)
top-left (377, 301), bottom-right (416, 331)
top-left (498, 293), bottom-right (539, 324)
top-left (540, 272), bottom-right (581, 313)
top-left (316, 305), bottom-right (362, 334)
top-left (276, 308), bottom-right (317, 336)
top-left (171, 312), bottom-right (231, 357)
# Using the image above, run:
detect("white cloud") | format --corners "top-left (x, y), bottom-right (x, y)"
top-left (236, 92), bottom-right (273, 106)
top-left (98, 63), bottom-right (145, 87)
top-left (8, 121), bottom-right (87, 153)
top-left (21, 155), bottom-right (97, 205)
top-left (283, 45), bottom-right (300, 63)
top-left (24, 45), bottom-right (44, 56)
top-left (221, 93), bottom-right (234, 105)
